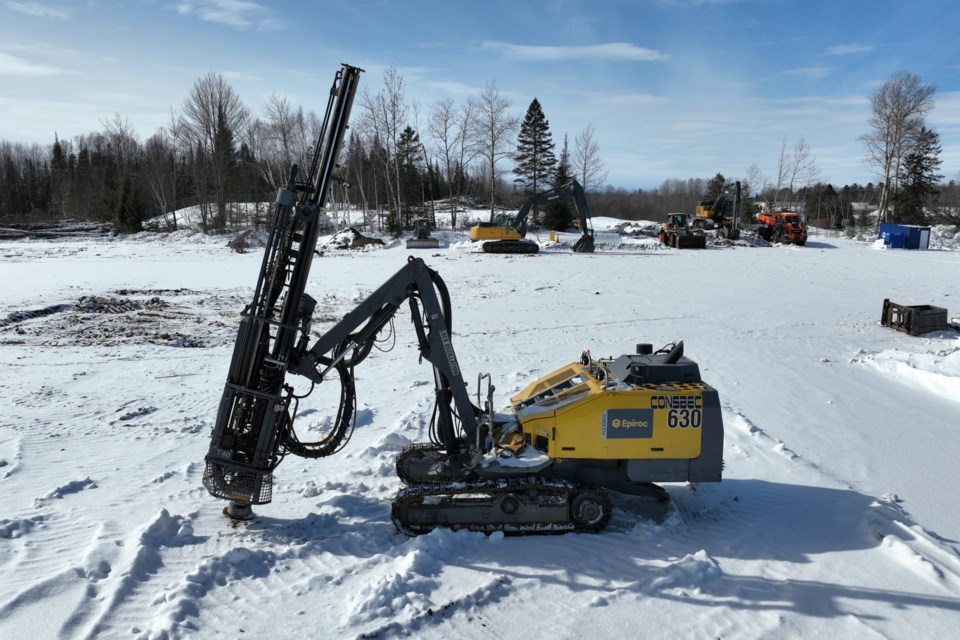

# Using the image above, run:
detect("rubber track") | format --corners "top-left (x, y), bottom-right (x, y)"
top-left (391, 477), bottom-right (612, 536)
top-left (482, 241), bottom-right (539, 254)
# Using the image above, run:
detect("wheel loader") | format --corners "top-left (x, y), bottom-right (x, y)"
top-left (405, 216), bottom-right (439, 249)
top-left (201, 64), bottom-right (725, 535)
top-left (660, 213), bottom-right (707, 249)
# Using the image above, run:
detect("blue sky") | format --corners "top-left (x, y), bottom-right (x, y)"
top-left (2, 0), bottom-right (959, 190)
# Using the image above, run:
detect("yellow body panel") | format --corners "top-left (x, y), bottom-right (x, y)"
top-left (469, 225), bottom-right (522, 242)
top-left (510, 361), bottom-right (708, 460)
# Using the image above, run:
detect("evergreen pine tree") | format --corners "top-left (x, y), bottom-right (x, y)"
top-left (543, 134), bottom-right (573, 230)
top-left (51, 134), bottom-right (69, 219)
top-left (895, 127), bottom-right (943, 224)
top-left (212, 106), bottom-right (236, 228)
top-left (93, 146), bottom-right (119, 224)
top-left (554, 133), bottom-right (572, 186)
top-left (73, 147), bottom-right (92, 219)
top-left (115, 173), bottom-right (143, 233)
top-left (514, 98), bottom-right (558, 222)
top-left (396, 126), bottom-right (422, 226)
top-left (385, 209), bottom-right (403, 236)
top-left (704, 172), bottom-right (726, 203)
top-left (115, 173), bottom-right (132, 231)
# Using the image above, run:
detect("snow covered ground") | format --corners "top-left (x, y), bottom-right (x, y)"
top-left (1, 219), bottom-right (959, 639)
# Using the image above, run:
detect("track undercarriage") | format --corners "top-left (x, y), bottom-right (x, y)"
top-left (392, 446), bottom-right (613, 535)
top-left (481, 239), bottom-right (540, 254)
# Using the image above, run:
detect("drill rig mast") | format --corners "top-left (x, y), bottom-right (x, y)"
top-left (202, 64), bottom-right (363, 518)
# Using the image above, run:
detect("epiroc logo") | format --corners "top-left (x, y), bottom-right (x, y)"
top-left (602, 409), bottom-right (654, 439)
top-left (612, 418), bottom-right (648, 428)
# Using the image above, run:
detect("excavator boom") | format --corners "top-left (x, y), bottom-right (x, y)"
top-left (469, 179), bottom-right (595, 254)
top-left (694, 180), bottom-right (742, 240)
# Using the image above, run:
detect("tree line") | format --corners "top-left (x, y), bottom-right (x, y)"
top-left (0, 67), bottom-right (606, 234)
top-left (1, 68), bottom-right (956, 233)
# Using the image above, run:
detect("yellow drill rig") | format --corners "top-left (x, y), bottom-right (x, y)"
top-left (201, 65), bottom-right (725, 535)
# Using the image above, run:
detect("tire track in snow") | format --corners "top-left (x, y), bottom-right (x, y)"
top-left (127, 517), bottom-right (486, 638)
top-left (354, 573), bottom-right (513, 640)
top-left (52, 509), bottom-right (206, 639)
top-left (72, 408), bottom-right (443, 638)
top-left (0, 508), bottom-right (107, 639)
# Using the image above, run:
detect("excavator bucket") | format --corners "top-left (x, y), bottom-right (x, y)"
top-left (572, 234), bottom-right (595, 253)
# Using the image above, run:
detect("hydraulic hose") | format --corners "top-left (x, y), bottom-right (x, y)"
top-left (284, 355), bottom-right (356, 458)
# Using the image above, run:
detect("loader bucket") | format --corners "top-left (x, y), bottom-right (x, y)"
top-left (406, 237), bottom-right (440, 249)
top-left (675, 235), bottom-right (706, 249)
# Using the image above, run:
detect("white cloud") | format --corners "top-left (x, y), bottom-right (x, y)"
top-left (929, 90), bottom-right (960, 128)
top-left (772, 95), bottom-right (868, 109)
top-left (175, 0), bottom-right (285, 30)
top-left (4, 41), bottom-right (117, 64)
top-left (482, 41), bottom-right (668, 62)
top-left (256, 18), bottom-right (286, 31)
top-left (598, 92), bottom-right (669, 106)
top-left (0, 51), bottom-right (64, 76)
top-left (221, 69), bottom-right (263, 83)
top-left (784, 66), bottom-right (833, 80)
top-left (828, 44), bottom-right (874, 56)
top-left (423, 79), bottom-right (480, 97)
top-left (4, 1), bottom-right (73, 20)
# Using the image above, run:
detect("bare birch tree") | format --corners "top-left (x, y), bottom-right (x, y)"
top-left (144, 129), bottom-right (173, 227)
top-left (182, 71), bottom-right (249, 230)
top-left (741, 162), bottom-right (765, 222)
top-left (247, 93), bottom-right (315, 195)
top-left (428, 97), bottom-right (457, 202)
top-left (358, 65), bottom-right (408, 230)
top-left (143, 109), bottom-right (186, 229)
top-left (428, 96), bottom-right (478, 227)
top-left (101, 112), bottom-right (140, 176)
top-left (259, 93), bottom-right (297, 187)
top-left (573, 123), bottom-right (607, 191)
top-left (772, 137), bottom-right (790, 210)
top-left (742, 163), bottom-right (764, 199)
top-left (772, 136), bottom-right (817, 210)
top-left (470, 80), bottom-right (518, 219)
top-left (860, 70), bottom-right (936, 230)
top-left (788, 137), bottom-right (818, 199)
